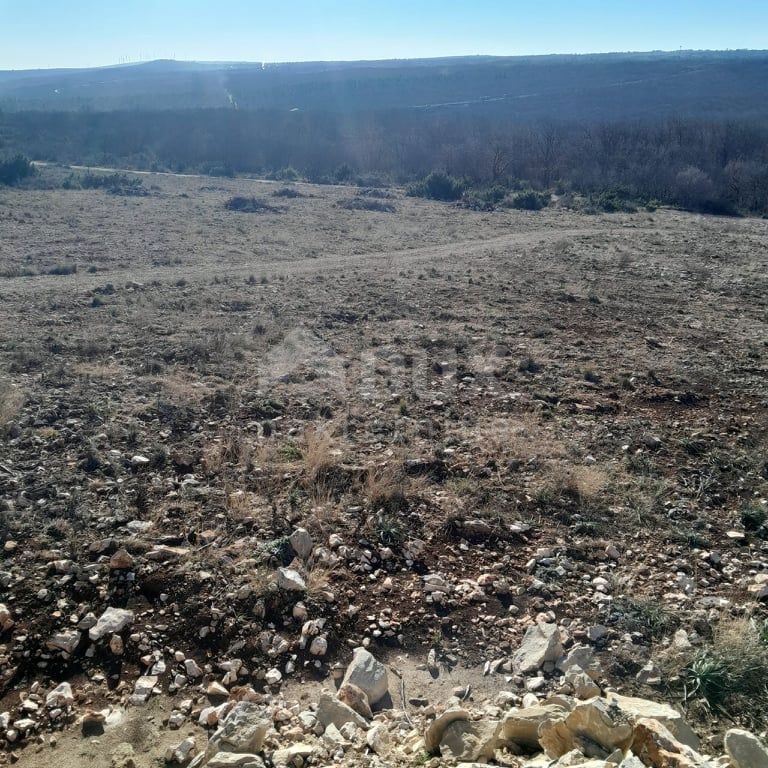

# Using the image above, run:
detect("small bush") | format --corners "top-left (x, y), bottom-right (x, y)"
top-left (588, 189), bottom-right (639, 213)
top-left (47, 263), bottom-right (77, 276)
top-left (225, 196), bottom-right (281, 213)
top-left (338, 197), bottom-right (396, 213)
top-left (0, 155), bottom-right (35, 186)
top-left (742, 505), bottom-right (768, 533)
top-left (407, 171), bottom-right (465, 202)
top-left (75, 172), bottom-right (146, 196)
top-left (272, 187), bottom-right (305, 198)
top-left (266, 166), bottom-right (299, 181)
top-left (681, 619), bottom-right (768, 725)
top-left (503, 190), bottom-right (550, 211)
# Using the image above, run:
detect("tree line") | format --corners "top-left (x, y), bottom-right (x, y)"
top-left (2, 109), bottom-right (767, 213)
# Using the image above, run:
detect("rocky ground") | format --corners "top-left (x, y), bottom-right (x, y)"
top-left (0, 168), bottom-right (767, 766)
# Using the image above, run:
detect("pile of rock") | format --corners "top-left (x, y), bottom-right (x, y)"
top-left (160, 648), bottom-right (768, 768)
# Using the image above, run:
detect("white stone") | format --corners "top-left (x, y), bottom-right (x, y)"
top-left (89, 607), bottom-right (134, 641)
top-left (276, 567), bottom-right (306, 592)
top-left (725, 728), bottom-right (768, 768)
top-left (513, 623), bottom-right (563, 673)
top-left (341, 647), bottom-right (389, 705)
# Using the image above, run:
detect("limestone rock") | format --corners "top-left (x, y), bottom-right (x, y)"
top-left (366, 723), bottom-right (393, 756)
top-left (539, 698), bottom-right (634, 759)
top-left (501, 704), bottom-right (569, 751)
top-left (607, 694), bottom-right (700, 751)
top-left (207, 754), bottom-right (264, 768)
top-left (341, 647), bottom-right (389, 705)
top-left (205, 702), bottom-right (269, 760)
top-left (725, 728), bottom-right (768, 768)
top-left (276, 568), bottom-right (306, 592)
top-left (425, 709), bottom-right (470, 753)
top-left (289, 528), bottom-right (313, 560)
top-left (272, 743), bottom-right (315, 767)
top-left (316, 692), bottom-right (368, 730)
top-left (439, 718), bottom-right (501, 762)
top-left (89, 607), bottom-right (134, 641)
top-left (631, 718), bottom-right (705, 768)
top-left (46, 682), bottom-right (74, 708)
top-left (513, 622), bottom-right (563, 674)
top-left (338, 683), bottom-right (373, 720)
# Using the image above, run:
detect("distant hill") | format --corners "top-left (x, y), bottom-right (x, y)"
top-left (2, 50), bottom-right (768, 121)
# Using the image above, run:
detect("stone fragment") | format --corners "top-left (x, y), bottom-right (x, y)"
top-left (341, 647), bottom-right (389, 705)
top-left (501, 704), bottom-right (569, 751)
top-left (513, 622), bottom-right (563, 674)
top-left (539, 699), bottom-right (634, 759)
top-left (316, 692), bottom-right (368, 730)
top-left (631, 718), bottom-right (705, 768)
top-left (89, 607), bottom-right (134, 641)
top-left (276, 568), bottom-right (306, 592)
top-left (289, 528), bottom-right (313, 560)
top-left (46, 682), bottom-right (74, 708)
top-left (425, 709), bottom-right (470, 753)
top-left (204, 702), bottom-right (269, 761)
top-left (724, 728), bottom-right (768, 768)
top-left (366, 723), bottom-right (392, 756)
top-left (439, 718), bottom-right (501, 762)
top-left (338, 683), bottom-right (373, 720)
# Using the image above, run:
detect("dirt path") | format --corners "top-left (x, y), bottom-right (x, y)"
top-left (0, 226), bottom-right (603, 299)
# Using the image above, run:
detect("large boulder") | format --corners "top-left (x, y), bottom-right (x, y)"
top-left (513, 622), bottom-right (563, 674)
top-left (725, 728), bottom-right (768, 768)
top-left (607, 694), bottom-right (700, 751)
top-left (539, 698), bottom-right (633, 759)
top-left (631, 718), bottom-right (706, 768)
top-left (438, 718), bottom-right (501, 762)
top-left (500, 704), bottom-right (569, 751)
top-left (338, 682), bottom-right (373, 720)
top-left (425, 709), bottom-right (470, 753)
top-left (340, 648), bottom-right (389, 705)
top-left (204, 702), bottom-right (269, 761)
top-left (316, 692), bottom-right (368, 730)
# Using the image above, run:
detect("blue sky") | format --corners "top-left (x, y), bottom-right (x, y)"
top-left (1, 0), bottom-right (766, 70)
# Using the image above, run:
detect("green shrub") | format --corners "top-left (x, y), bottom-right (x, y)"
top-left (682, 619), bottom-right (768, 725)
top-left (407, 171), bottom-right (465, 202)
top-left (741, 505), bottom-right (767, 532)
top-left (0, 155), bottom-right (35, 186)
top-left (503, 190), bottom-right (550, 210)
top-left (267, 166), bottom-right (300, 181)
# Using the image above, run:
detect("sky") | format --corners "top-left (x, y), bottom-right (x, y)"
top-left (1, 0), bottom-right (767, 70)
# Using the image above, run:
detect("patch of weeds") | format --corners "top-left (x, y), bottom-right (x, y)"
top-left (364, 464), bottom-right (408, 513)
top-left (741, 505), bottom-right (767, 533)
top-left (279, 443), bottom-right (302, 462)
top-left (518, 356), bottom-right (541, 374)
top-left (611, 597), bottom-right (675, 640)
top-left (681, 619), bottom-right (768, 726)
top-left (225, 196), bottom-right (281, 213)
top-left (257, 537), bottom-right (294, 567)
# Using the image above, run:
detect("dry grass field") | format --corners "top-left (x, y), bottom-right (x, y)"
top-left (0, 168), bottom-right (767, 762)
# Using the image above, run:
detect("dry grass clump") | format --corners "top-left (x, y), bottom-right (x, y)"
top-left (203, 430), bottom-right (252, 475)
top-left (300, 425), bottom-right (344, 502)
top-left (363, 463), bottom-right (408, 512)
top-left (470, 415), bottom-right (565, 469)
top-left (536, 464), bottom-right (608, 507)
top-left (676, 617), bottom-right (768, 727)
top-left (0, 380), bottom-right (24, 433)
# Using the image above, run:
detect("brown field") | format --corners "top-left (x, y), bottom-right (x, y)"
top-left (1, 169), bottom-right (767, 762)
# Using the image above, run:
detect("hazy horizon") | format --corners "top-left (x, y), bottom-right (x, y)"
top-left (2, 0), bottom-right (767, 70)
top-left (3, 47), bottom-right (767, 74)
